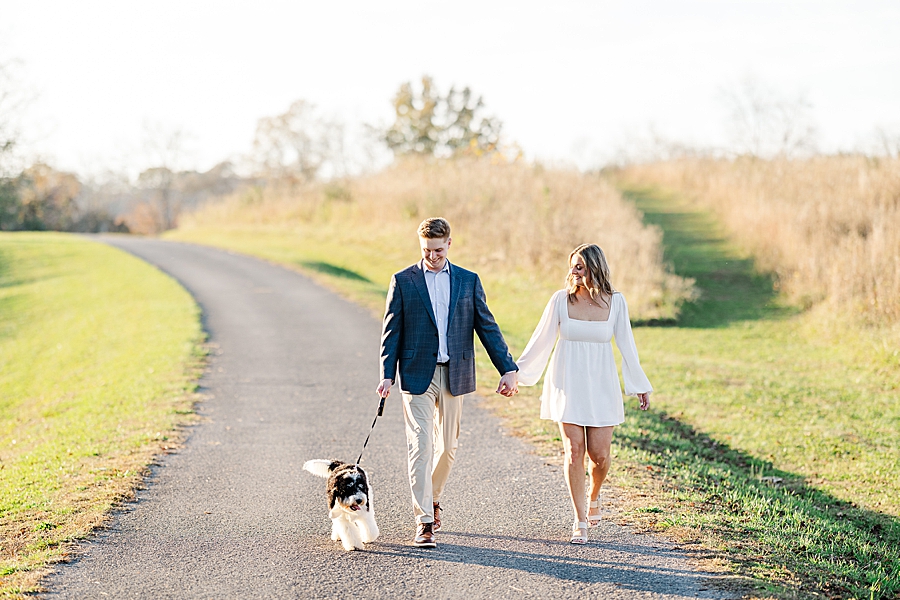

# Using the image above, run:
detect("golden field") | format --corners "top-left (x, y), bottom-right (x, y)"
top-left (181, 157), bottom-right (696, 321)
top-left (616, 156), bottom-right (900, 325)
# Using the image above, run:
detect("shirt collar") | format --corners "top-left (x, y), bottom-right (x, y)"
top-left (420, 259), bottom-right (451, 275)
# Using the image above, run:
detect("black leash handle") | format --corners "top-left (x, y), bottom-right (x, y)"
top-left (355, 395), bottom-right (386, 466)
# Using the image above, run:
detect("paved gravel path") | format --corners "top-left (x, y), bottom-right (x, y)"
top-left (44, 237), bottom-right (733, 599)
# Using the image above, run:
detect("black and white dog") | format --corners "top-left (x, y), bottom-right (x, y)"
top-left (303, 459), bottom-right (379, 551)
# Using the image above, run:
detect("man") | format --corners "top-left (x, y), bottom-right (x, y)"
top-left (377, 217), bottom-right (518, 548)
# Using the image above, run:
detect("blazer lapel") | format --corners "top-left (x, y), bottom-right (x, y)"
top-left (411, 263), bottom-right (438, 327)
top-left (447, 262), bottom-right (462, 327)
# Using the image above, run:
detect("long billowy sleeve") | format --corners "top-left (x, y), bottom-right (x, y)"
top-left (612, 293), bottom-right (653, 396)
top-left (516, 291), bottom-right (562, 386)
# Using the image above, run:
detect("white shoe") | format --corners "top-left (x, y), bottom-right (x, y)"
top-left (570, 521), bottom-right (588, 544)
top-left (587, 499), bottom-right (601, 527)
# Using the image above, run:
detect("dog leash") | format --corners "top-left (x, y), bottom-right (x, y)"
top-left (355, 395), bottom-right (386, 467)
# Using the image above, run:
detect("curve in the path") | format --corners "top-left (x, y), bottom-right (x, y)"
top-left (43, 237), bottom-right (733, 599)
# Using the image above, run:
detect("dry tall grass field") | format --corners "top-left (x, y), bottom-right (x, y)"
top-left (182, 157), bottom-right (696, 321)
top-left (616, 156), bottom-right (900, 325)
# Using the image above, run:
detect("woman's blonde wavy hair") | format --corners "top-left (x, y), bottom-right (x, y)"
top-left (566, 244), bottom-right (615, 307)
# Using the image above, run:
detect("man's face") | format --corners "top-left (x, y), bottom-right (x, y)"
top-left (420, 236), bottom-right (451, 272)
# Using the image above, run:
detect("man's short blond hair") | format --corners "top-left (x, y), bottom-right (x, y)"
top-left (417, 217), bottom-right (451, 239)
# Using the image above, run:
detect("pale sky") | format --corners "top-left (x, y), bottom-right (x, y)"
top-left (4, 0), bottom-right (899, 176)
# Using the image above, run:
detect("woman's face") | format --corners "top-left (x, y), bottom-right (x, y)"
top-left (570, 255), bottom-right (589, 288)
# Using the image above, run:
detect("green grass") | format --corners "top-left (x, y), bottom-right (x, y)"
top-left (609, 185), bottom-right (900, 598)
top-left (166, 226), bottom-right (401, 314)
top-left (625, 185), bottom-right (793, 327)
top-left (168, 186), bottom-right (900, 598)
top-left (0, 232), bottom-right (204, 596)
top-left (619, 186), bottom-right (900, 513)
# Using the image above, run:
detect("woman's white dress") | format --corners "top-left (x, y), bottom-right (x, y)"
top-left (516, 290), bottom-right (652, 427)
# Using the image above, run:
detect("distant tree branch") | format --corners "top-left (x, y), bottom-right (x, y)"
top-left (250, 100), bottom-right (347, 183)
top-left (719, 76), bottom-right (818, 159)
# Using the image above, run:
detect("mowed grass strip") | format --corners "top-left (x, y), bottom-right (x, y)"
top-left (0, 233), bottom-right (204, 596)
top-left (169, 187), bottom-right (900, 598)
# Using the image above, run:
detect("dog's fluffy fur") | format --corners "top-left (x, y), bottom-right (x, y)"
top-left (303, 459), bottom-right (379, 551)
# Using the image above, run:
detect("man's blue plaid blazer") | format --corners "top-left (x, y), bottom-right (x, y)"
top-left (380, 261), bottom-right (517, 396)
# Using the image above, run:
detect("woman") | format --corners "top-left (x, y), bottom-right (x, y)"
top-left (515, 244), bottom-right (652, 544)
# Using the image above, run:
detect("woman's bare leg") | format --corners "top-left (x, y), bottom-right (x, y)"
top-left (585, 426), bottom-right (614, 521)
top-left (559, 422), bottom-right (588, 524)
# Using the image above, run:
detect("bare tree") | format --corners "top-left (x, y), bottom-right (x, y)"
top-left (720, 75), bottom-right (818, 158)
top-left (138, 122), bottom-right (190, 230)
top-left (0, 58), bottom-right (32, 229)
top-left (0, 60), bottom-right (23, 176)
top-left (873, 126), bottom-right (900, 158)
top-left (251, 100), bottom-right (346, 183)
top-left (605, 124), bottom-right (713, 168)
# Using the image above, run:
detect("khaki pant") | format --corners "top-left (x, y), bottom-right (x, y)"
top-left (401, 364), bottom-right (463, 524)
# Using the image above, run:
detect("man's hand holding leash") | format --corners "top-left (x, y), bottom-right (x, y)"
top-left (377, 378), bottom-right (392, 399)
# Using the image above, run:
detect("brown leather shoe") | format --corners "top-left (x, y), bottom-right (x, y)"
top-left (414, 522), bottom-right (436, 547)
top-left (433, 502), bottom-right (442, 532)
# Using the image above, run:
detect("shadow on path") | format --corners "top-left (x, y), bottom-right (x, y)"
top-left (368, 534), bottom-right (716, 595)
top-left (621, 185), bottom-right (795, 328)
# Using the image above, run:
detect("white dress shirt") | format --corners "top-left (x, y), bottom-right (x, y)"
top-left (422, 260), bottom-right (451, 363)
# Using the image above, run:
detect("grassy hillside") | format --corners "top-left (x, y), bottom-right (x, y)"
top-left (168, 159), bottom-right (899, 598)
top-left (0, 233), bottom-right (204, 596)
top-left (616, 156), bottom-right (900, 325)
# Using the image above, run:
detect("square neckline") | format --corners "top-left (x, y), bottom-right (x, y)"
top-left (563, 292), bottom-right (615, 323)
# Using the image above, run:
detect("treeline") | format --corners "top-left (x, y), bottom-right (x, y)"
top-left (0, 161), bottom-right (245, 234)
top-left (0, 75), bottom-right (505, 234)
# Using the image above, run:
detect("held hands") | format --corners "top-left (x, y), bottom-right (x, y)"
top-left (376, 379), bottom-right (393, 399)
top-left (380, 373), bottom-right (520, 398)
top-left (497, 371), bottom-right (518, 397)
top-left (637, 392), bottom-right (650, 411)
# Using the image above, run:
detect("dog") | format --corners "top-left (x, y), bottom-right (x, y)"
top-left (303, 459), bottom-right (379, 551)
